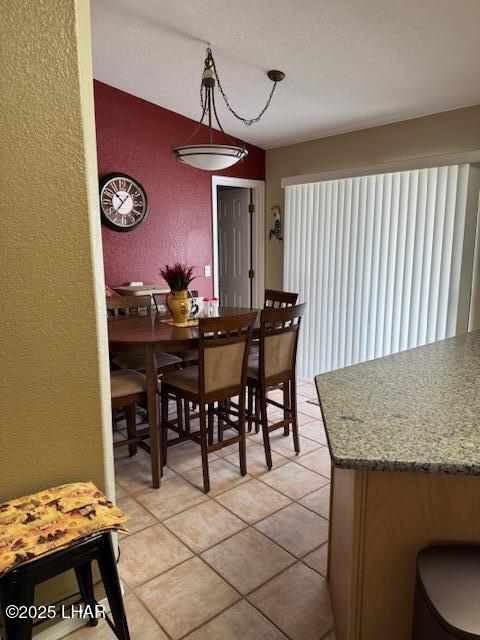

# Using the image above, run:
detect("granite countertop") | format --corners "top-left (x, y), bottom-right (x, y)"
top-left (315, 331), bottom-right (480, 476)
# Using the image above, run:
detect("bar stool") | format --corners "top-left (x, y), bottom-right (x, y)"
top-left (246, 304), bottom-right (305, 469)
top-left (108, 295), bottom-right (183, 373)
top-left (0, 534), bottom-right (129, 640)
top-left (0, 483), bottom-right (129, 640)
top-left (111, 351), bottom-right (184, 440)
top-left (249, 289), bottom-right (298, 356)
top-left (110, 369), bottom-right (150, 460)
top-left (412, 546), bottom-right (480, 639)
top-left (264, 289), bottom-right (299, 309)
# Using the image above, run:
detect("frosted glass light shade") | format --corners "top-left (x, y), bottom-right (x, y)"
top-left (173, 144), bottom-right (248, 171)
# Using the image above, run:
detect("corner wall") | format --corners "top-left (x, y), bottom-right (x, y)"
top-left (0, 0), bottom-right (112, 605)
top-left (266, 105), bottom-right (480, 289)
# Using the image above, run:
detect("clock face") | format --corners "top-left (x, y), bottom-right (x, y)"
top-left (99, 173), bottom-right (148, 232)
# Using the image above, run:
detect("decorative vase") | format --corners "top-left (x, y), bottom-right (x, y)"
top-left (166, 290), bottom-right (192, 324)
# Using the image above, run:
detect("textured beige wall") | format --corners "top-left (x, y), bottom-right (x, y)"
top-left (265, 105), bottom-right (480, 289)
top-left (0, 0), bottom-right (113, 608)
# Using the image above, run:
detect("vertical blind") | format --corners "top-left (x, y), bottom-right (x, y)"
top-left (284, 164), bottom-right (475, 378)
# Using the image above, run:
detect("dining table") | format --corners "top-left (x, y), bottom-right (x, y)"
top-left (108, 307), bottom-right (259, 488)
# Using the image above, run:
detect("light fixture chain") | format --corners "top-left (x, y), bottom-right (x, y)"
top-left (202, 49), bottom-right (279, 126)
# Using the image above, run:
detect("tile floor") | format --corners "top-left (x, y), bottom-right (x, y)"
top-left (66, 379), bottom-right (335, 640)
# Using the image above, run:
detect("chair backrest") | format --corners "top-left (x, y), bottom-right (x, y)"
top-left (264, 289), bottom-right (298, 309)
top-left (259, 303), bottom-right (305, 382)
top-left (153, 292), bottom-right (166, 312)
top-left (106, 295), bottom-right (152, 317)
top-left (198, 312), bottom-right (257, 400)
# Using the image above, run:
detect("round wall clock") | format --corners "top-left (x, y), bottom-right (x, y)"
top-left (99, 173), bottom-right (148, 232)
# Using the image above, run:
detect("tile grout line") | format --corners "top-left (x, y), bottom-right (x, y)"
top-left (118, 447), bottom-right (330, 556)
top-left (129, 472), bottom-right (328, 565)
top-left (129, 584), bottom-right (175, 640)
top-left (114, 401), bottom-right (332, 639)
top-left (254, 466), bottom-right (330, 500)
top-left (162, 513), bottom-right (249, 556)
top-left (174, 600), bottom-right (244, 640)
top-left (297, 498), bottom-right (330, 519)
top-left (132, 556), bottom-right (325, 640)
top-left (176, 556), bottom-right (321, 640)
top-left (122, 488), bottom-right (331, 635)
top-left (131, 489), bottom-right (209, 524)
top-left (199, 531), bottom-right (298, 592)
top-left (119, 479), bottom-right (330, 590)
top-left (177, 594), bottom-right (291, 640)
top-left (117, 451), bottom-right (329, 541)
top-left (249, 508), bottom-right (328, 560)
top-left (211, 490), bottom-right (277, 526)
top-left (134, 550), bottom-right (245, 637)
top-left (243, 559), bottom-right (329, 640)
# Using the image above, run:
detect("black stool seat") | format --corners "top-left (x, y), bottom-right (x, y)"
top-left (412, 546), bottom-right (480, 640)
top-left (0, 533), bottom-right (129, 640)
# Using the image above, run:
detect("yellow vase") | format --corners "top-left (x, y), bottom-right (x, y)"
top-left (167, 290), bottom-right (192, 324)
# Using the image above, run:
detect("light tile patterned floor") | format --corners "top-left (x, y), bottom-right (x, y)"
top-left (66, 380), bottom-right (336, 640)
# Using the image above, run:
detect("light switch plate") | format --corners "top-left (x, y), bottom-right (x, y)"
top-left (204, 265), bottom-right (211, 277)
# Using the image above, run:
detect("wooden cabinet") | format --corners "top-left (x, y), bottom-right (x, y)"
top-left (330, 468), bottom-right (480, 640)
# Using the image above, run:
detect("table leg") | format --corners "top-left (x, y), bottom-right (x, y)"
top-left (145, 344), bottom-right (161, 488)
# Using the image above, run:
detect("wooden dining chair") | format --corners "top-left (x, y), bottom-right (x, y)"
top-left (108, 294), bottom-right (185, 439)
top-left (160, 312), bottom-right (256, 492)
top-left (264, 289), bottom-right (299, 308)
top-left (246, 303), bottom-right (305, 469)
top-left (110, 369), bottom-right (154, 464)
top-left (111, 350), bottom-right (181, 375)
top-left (108, 295), bottom-right (182, 373)
top-left (249, 290), bottom-right (299, 359)
top-left (106, 294), bottom-right (152, 317)
top-left (153, 292), bottom-right (167, 312)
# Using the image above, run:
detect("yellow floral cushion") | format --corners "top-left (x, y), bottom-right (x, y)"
top-left (0, 482), bottom-right (128, 576)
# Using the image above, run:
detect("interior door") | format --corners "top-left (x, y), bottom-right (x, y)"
top-left (217, 187), bottom-right (251, 308)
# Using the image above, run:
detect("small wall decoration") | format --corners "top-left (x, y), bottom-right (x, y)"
top-left (269, 205), bottom-right (283, 241)
top-left (99, 173), bottom-right (148, 232)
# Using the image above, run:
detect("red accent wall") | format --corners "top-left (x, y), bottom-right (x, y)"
top-left (94, 81), bottom-right (265, 294)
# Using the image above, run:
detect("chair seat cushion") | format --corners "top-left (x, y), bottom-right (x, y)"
top-left (0, 482), bottom-right (128, 577)
top-left (161, 366), bottom-right (199, 395)
top-left (112, 352), bottom-right (182, 372)
top-left (110, 369), bottom-right (146, 399)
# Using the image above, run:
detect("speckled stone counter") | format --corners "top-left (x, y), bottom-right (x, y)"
top-left (315, 331), bottom-right (480, 476)
top-left (317, 333), bottom-right (480, 639)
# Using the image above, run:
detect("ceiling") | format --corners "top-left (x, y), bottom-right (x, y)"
top-left (90, 0), bottom-right (480, 150)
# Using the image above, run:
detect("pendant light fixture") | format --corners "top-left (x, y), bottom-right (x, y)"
top-left (173, 47), bottom-right (285, 171)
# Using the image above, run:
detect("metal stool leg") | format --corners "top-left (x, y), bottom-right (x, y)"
top-left (75, 561), bottom-right (98, 627)
top-left (96, 535), bottom-right (130, 640)
top-left (1, 577), bottom-right (35, 640)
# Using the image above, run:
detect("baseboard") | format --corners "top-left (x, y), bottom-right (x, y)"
top-left (33, 591), bottom-right (115, 640)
